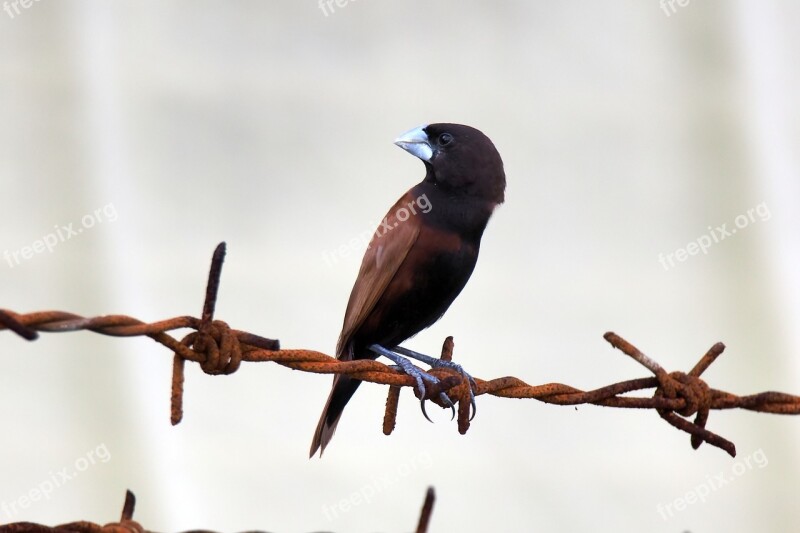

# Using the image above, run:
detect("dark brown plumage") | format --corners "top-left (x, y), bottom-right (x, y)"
top-left (310, 123), bottom-right (506, 457)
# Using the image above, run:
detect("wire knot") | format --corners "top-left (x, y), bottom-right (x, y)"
top-left (656, 371), bottom-right (711, 418)
top-left (98, 520), bottom-right (146, 533)
top-left (181, 320), bottom-right (242, 375)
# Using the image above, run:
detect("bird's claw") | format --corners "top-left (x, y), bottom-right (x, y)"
top-left (372, 344), bottom-right (462, 421)
top-left (438, 392), bottom-right (456, 420)
top-left (403, 350), bottom-right (478, 421)
top-left (415, 367), bottom-right (458, 421)
top-left (435, 361), bottom-right (476, 420)
top-left (443, 364), bottom-right (478, 421)
top-left (387, 362), bottom-right (453, 422)
top-left (422, 393), bottom-right (456, 422)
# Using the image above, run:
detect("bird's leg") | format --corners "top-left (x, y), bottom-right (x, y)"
top-left (392, 345), bottom-right (477, 420)
top-left (368, 344), bottom-right (455, 422)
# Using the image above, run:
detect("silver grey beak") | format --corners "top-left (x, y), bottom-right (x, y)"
top-left (394, 125), bottom-right (433, 162)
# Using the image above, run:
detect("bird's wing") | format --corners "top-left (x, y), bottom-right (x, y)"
top-left (335, 193), bottom-right (421, 358)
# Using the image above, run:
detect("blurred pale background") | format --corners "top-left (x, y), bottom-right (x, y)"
top-left (1, 1), bottom-right (799, 532)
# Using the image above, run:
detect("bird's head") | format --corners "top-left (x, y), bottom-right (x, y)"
top-left (394, 123), bottom-right (506, 205)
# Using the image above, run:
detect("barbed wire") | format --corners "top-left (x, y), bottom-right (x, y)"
top-left (0, 487), bottom-right (437, 533)
top-left (1, 243), bottom-right (799, 458)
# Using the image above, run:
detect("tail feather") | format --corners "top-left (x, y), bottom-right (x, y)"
top-left (309, 374), bottom-right (362, 457)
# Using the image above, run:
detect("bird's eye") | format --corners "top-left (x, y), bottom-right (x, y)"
top-left (438, 133), bottom-right (454, 146)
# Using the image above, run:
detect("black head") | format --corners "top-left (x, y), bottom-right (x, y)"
top-left (394, 123), bottom-right (506, 205)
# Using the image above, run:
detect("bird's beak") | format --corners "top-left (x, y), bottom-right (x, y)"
top-left (394, 125), bottom-right (433, 162)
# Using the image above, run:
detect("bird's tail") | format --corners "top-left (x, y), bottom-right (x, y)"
top-left (309, 373), bottom-right (362, 458)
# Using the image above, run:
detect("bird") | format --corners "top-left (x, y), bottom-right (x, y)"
top-left (310, 123), bottom-right (506, 457)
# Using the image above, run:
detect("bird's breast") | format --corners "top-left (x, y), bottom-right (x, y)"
top-left (356, 224), bottom-right (479, 349)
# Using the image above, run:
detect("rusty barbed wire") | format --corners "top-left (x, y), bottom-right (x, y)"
top-left (1, 243), bottom-right (799, 458)
top-left (0, 487), bottom-right (437, 533)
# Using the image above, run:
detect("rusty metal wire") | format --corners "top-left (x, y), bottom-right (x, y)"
top-left (0, 487), bottom-right (437, 533)
top-left (1, 243), bottom-right (799, 458)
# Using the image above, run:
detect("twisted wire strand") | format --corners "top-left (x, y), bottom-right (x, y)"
top-left (1, 243), bottom-right (799, 458)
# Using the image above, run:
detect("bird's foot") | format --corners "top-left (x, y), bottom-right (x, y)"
top-left (369, 344), bottom-right (455, 421)
top-left (393, 345), bottom-right (477, 421)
